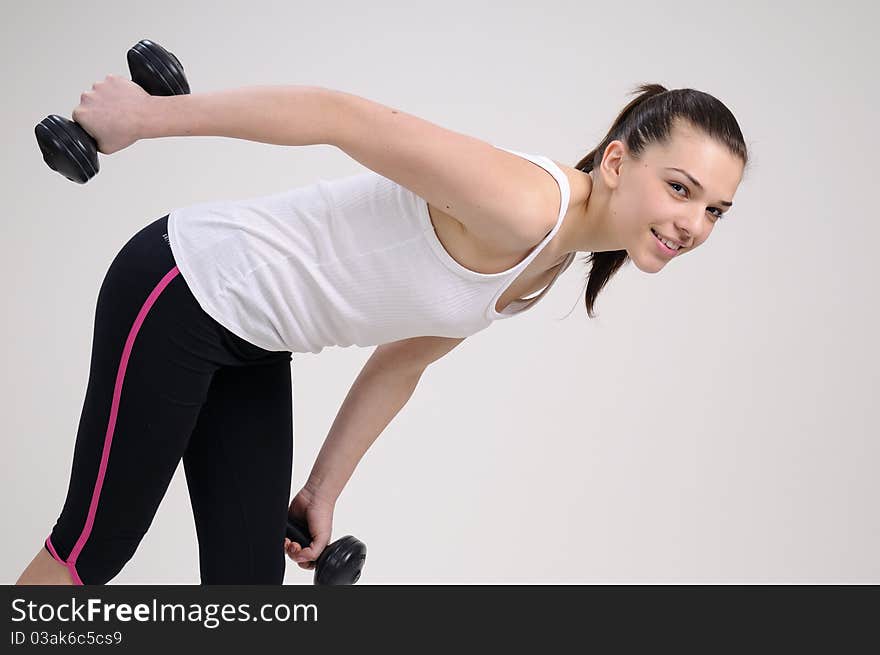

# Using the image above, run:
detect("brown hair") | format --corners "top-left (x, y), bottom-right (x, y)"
top-left (573, 83), bottom-right (749, 318)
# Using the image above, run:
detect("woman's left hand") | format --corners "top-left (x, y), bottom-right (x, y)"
top-left (71, 74), bottom-right (151, 155)
top-left (285, 485), bottom-right (336, 570)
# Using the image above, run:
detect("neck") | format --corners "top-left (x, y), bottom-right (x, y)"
top-left (554, 169), bottom-right (624, 257)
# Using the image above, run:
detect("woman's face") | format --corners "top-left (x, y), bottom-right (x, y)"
top-left (611, 123), bottom-right (743, 274)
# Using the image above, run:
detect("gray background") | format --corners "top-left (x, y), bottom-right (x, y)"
top-left (2, 0), bottom-right (877, 584)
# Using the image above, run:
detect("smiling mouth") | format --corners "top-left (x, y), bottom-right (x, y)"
top-left (651, 228), bottom-right (682, 254)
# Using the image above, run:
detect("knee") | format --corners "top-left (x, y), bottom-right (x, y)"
top-left (48, 535), bottom-right (140, 585)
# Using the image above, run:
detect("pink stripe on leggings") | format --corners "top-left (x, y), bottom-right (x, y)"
top-left (45, 266), bottom-right (180, 584)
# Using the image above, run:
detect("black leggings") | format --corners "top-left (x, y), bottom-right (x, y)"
top-left (44, 214), bottom-right (295, 585)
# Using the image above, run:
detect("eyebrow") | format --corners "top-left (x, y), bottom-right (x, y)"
top-left (665, 167), bottom-right (734, 208)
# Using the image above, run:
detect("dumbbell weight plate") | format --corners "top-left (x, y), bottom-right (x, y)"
top-left (127, 39), bottom-right (190, 96)
top-left (35, 115), bottom-right (99, 183)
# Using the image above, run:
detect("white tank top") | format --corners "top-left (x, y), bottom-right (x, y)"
top-left (166, 146), bottom-right (576, 354)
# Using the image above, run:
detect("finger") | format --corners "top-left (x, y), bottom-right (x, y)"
top-left (286, 541), bottom-right (302, 560)
top-left (297, 543), bottom-right (324, 563)
top-left (293, 545), bottom-right (310, 567)
top-left (301, 533), bottom-right (330, 559)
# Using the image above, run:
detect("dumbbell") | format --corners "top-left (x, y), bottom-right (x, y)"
top-left (286, 517), bottom-right (367, 585)
top-left (35, 39), bottom-right (190, 184)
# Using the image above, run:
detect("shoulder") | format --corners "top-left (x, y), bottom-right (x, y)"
top-left (333, 91), bottom-right (555, 252)
top-left (536, 158), bottom-right (577, 220)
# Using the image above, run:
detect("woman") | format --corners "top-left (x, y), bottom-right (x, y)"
top-left (16, 79), bottom-right (747, 584)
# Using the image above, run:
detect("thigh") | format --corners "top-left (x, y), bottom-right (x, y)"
top-left (44, 214), bottom-right (285, 585)
top-left (183, 357), bottom-right (294, 584)
top-left (46, 254), bottom-right (220, 584)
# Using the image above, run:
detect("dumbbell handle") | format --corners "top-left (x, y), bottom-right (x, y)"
top-left (286, 518), bottom-right (313, 549)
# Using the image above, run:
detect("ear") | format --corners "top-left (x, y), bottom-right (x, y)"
top-left (599, 140), bottom-right (627, 190)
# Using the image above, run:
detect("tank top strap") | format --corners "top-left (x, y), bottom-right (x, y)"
top-left (486, 145), bottom-right (573, 319)
top-left (492, 145), bottom-right (571, 229)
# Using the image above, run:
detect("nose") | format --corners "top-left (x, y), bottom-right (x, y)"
top-left (673, 211), bottom-right (702, 245)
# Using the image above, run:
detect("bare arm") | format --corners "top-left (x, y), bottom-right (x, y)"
top-left (139, 84), bottom-right (344, 146)
top-left (138, 84), bottom-right (555, 251)
top-left (305, 359), bottom-right (422, 502)
top-left (305, 336), bottom-right (466, 501)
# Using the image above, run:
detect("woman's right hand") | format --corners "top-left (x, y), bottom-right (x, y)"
top-left (71, 74), bottom-right (150, 155)
top-left (285, 485), bottom-right (336, 570)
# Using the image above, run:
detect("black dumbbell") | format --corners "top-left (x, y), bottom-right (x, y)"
top-left (35, 39), bottom-right (190, 184)
top-left (286, 517), bottom-right (367, 585)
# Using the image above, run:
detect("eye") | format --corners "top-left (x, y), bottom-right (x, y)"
top-left (668, 182), bottom-right (726, 220)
